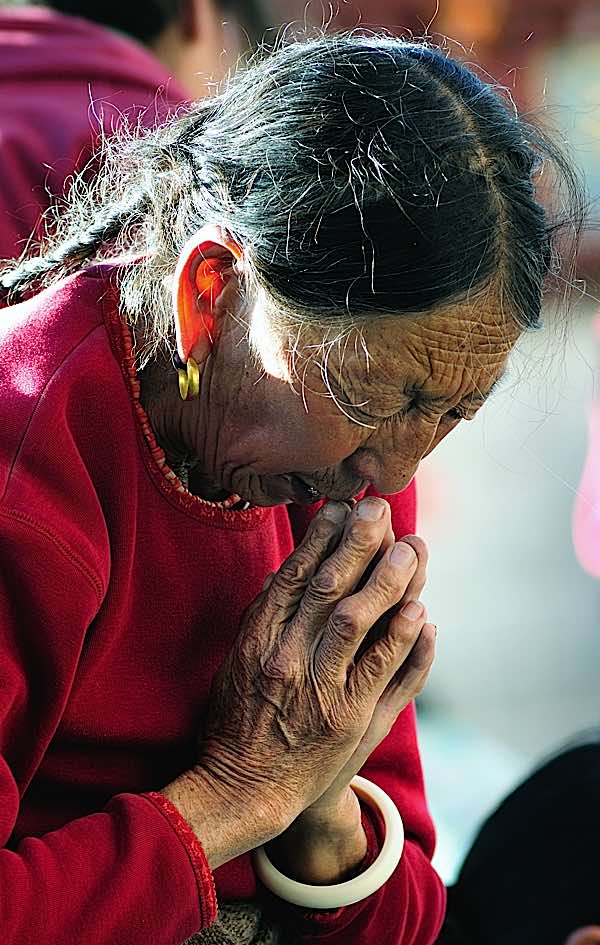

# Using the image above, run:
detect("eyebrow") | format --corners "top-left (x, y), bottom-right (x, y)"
top-left (417, 367), bottom-right (509, 407)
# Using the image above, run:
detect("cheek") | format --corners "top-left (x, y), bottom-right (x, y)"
top-left (229, 382), bottom-right (366, 472)
top-left (290, 410), bottom-right (366, 468)
top-left (279, 382), bottom-right (369, 465)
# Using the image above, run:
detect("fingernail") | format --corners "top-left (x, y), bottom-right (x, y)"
top-left (355, 499), bottom-right (384, 521)
top-left (401, 600), bottom-right (423, 620)
top-left (390, 542), bottom-right (416, 566)
top-left (322, 501), bottom-right (348, 523)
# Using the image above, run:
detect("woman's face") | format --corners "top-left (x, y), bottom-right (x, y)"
top-left (178, 280), bottom-right (520, 507)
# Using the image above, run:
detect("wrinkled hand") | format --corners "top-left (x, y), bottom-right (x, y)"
top-left (195, 497), bottom-right (435, 859)
top-left (303, 531), bottom-right (431, 819)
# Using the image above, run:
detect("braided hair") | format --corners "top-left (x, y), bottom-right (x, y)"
top-left (0, 194), bottom-right (148, 300)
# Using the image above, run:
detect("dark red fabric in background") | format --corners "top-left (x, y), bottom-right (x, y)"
top-left (0, 7), bottom-right (187, 260)
top-left (0, 266), bottom-right (445, 943)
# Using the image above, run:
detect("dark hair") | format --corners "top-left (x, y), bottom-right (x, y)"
top-left (0, 34), bottom-right (584, 363)
top-left (36, 0), bottom-right (269, 44)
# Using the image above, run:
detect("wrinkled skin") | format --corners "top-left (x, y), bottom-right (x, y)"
top-left (142, 272), bottom-right (520, 507)
top-left (151, 251), bottom-right (522, 880)
top-left (185, 499), bottom-right (434, 877)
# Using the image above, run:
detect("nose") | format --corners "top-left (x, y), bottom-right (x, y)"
top-left (353, 416), bottom-right (451, 495)
top-left (346, 446), bottom-right (411, 495)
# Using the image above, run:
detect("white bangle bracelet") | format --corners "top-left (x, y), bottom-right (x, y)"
top-left (252, 775), bottom-right (404, 909)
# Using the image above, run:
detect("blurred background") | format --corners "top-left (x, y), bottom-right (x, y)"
top-left (2, 0), bottom-right (599, 885)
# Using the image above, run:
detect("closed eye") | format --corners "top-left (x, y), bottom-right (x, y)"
top-left (349, 399), bottom-right (414, 425)
top-left (360, 399), bottom-right (462, 426)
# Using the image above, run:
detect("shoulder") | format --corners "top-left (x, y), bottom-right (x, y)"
top-left (0, 266), bottom-right (114, 382)
top-left (0, 267), bottom-right (126, 590)
top-left (0, 268), bottom-right (117, 478)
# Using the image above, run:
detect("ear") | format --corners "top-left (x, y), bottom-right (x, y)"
top-left (565, 928), bottom-right (600, 945)
top-left (173, 223), bottom-right (243, 364)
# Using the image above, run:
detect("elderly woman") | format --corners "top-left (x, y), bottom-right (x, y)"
top-left (0, 34), bottom-right (577, 945)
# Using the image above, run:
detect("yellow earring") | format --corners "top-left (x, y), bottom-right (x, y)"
top-left (177, 356), bottom-right (201, 401)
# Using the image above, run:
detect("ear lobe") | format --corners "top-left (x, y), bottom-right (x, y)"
top-left (173, 223), bottom-right (243, 363)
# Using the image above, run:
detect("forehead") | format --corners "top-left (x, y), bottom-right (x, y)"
top-left (340, 296), bottom-right (522, 401)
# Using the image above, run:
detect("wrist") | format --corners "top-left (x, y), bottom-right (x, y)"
top-left (266, 786), bottom-right (367, 884)
top-left (160, 766), bottom-right (287, 870)
top-left (299, 784), bottom-right (360, 827)
top-left (254, 777), bottom-right (404, 909)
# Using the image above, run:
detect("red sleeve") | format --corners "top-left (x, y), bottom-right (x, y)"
top-left (0, 509), bottom-right (216, 945)
top-left (285, 481), bottom-right (447, 944)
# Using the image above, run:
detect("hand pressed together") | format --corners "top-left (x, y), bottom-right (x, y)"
top-left (161, 497), bottom-right (435, 873)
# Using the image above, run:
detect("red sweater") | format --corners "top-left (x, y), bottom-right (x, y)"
top-left (0, 8), bottom-right (187, 259)
top-left (0, 267), bottom-right (446, 945)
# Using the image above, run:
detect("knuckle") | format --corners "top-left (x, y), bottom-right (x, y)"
top-left (397, 621), bottom-right (420, 647)
top-left (261, 649), bottom-right (300, 682)
top-left (344, 523), bottom-right (381, 556)
top-left (371, 563), bottom-right (406, 599)
top-left (237, 632), bottom-right (258, 664)
top-left (386, 622), bottom-right (417, 656)
top-left (376, 633), bottom-right (399, 663)
top-left (310, 515), bottom-right (340, 542)
top-left (360, 645), bottom-right (391, 677)
top-left (276, 554), bottom-right (309, 588)
top-left (308, 563), bottom-right (341, 600)
top-left (261, 571), bottom-right (276, 592)
top-left (329, 601), bottom-right (361, 642)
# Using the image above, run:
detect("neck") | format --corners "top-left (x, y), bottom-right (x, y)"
top-left (138, 354), bottom-right (229, 502)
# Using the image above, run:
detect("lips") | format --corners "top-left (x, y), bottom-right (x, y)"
top-left (290, 475), bottom-right (324, 505)
top-left (228, 473), bottom-right (368, 509)
top-left (292, 475), bottom-right (369, 504)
